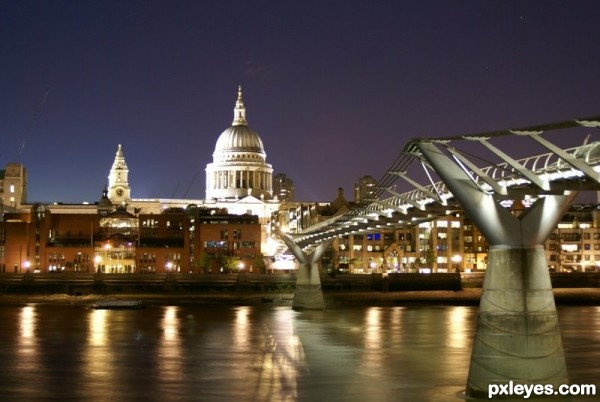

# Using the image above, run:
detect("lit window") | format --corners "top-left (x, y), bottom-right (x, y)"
top-left (560, 244), bottom-right (579, 252)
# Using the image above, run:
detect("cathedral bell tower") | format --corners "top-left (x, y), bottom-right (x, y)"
top-left (107, 144), bottom-right (131, 204)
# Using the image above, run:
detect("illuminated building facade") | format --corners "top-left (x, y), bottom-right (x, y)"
top-left (273, 173), bottom-right (295, 202)
top-left (0, 204), bottom-right (261, 274)
top-left (0, 163), bottom-right (27, 210)
top-left (353, 175), bottom-right (377, 204)
top-left (274, 187), bottom-right (600, 273)
top-left (545, 204), bottom-right (600, 272)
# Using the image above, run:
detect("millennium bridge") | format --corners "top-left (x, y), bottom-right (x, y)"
top-left (278, 114), bottom-right (600, 397)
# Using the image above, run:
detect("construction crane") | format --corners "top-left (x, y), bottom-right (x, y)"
top-left (15, 90), bottom-right (49, 162)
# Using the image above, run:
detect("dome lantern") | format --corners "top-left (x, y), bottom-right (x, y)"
top-left (232, 85), bottom-right (247, 126)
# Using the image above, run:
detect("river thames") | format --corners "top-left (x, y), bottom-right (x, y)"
top-left (0, 304), bottom-right (598, 402)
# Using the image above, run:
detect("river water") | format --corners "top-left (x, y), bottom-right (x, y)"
top-left (0, 304), bottom-right (598, 402)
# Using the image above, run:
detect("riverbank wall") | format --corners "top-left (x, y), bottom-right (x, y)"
top-left (1, 272), bottom-right (599, 296)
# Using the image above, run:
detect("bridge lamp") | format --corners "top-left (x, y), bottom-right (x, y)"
top-left (165, 261), bottom-right (173, 272)
top-left (23, 260), bottom-right (31, 272)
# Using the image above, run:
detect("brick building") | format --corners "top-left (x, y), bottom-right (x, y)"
top-left (0, 201), bottom-right (262, 274)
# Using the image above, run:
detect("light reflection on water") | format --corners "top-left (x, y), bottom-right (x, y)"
top-left (0, 304), bottom-right (597, 402)
top-left (17, 305), bottom-right (39, 372)
top-left (85, 309), bottom-right (112, 393)
top-left (158, 306), bottom-right (182, 385)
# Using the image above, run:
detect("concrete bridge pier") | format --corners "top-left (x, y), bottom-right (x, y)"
top-left (467, 244), bottom-right (568, 398)
top-left (415, 142), bottom-right (576, 398)
top-left (277, 230), bottom-right (333, 310)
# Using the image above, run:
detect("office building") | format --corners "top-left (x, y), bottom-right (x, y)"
top-left (273, 173), bottom-right (295, 202)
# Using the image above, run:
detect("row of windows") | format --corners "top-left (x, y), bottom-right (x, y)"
top-left (218, 154), bottom-right (264, 161)
top-left (74, 253), bottom-right (90, 263)
top-left (331, 231), bottom-right (484, 244)
top-left (220, 229), bottom-right (242, 240)
top-left (166, 253), bottom-right (181, 262)
top-left (339, 244), bottom-right (384, 252)
top-left (548, 243), bottom-right (600, 251)
top-left (140, 253), bottom-right (157, 263)
top-left (548, 255), bottom-right (600, 262)
top-left (204, 241), bottom-right (256, 249)
top-left (0, 184), bottom-right (16, 193)
top-left (142, 219), bottom-right (255, 228)
top-left (48, 254), bottom-right (65, 262)
top-left (549, 232), bottom-right (600, 241)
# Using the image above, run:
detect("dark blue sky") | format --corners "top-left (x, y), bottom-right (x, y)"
top-left (2, 0), bottom-right (600, 203)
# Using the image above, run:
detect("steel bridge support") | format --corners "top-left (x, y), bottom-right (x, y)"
top-left (416, 142), bottom-right (576, 398)
top-left (277, 231), bottom-right (333, 310)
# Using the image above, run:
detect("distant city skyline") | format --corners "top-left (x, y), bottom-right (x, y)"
top-left (2, 1), bottom-right (600, 203)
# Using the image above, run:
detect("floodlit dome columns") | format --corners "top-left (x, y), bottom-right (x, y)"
top-left (206, 164), bottom-right (273, 192)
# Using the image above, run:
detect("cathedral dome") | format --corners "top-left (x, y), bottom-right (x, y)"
top-left (212, 86), bottom-right (266, 159)
top-left (205, 86), bottom-right (273, 200)
top-left (214, 125), bottom-right (265, 154)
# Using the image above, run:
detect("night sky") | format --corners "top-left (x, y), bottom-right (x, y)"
top-left (2, 0), bottom-right (600, 204)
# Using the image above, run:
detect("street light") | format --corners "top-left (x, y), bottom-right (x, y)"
top-left (451, 254), bottom-right (462, 273)
top-left (94, 255), bottom-right (102, 273)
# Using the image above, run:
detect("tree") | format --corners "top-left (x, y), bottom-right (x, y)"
top-left (222, 254), bottom-right (241, 273)
top-left (425, 248), bottom-right (436, 267)
top-left (194, 251), bottom-right (209, 273)
top-left (253, 253), bottom-right (267, 273)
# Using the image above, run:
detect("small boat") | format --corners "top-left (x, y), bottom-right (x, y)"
top-left (91, 300), bottom-right (145, 310)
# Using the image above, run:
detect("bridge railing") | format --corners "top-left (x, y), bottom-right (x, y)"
top-left (294, 116), bottom-right (600, 242)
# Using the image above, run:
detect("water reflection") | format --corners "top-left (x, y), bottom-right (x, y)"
top-left (362, 307), bottom-right (383, 371)
top-left (232, 306), bottom-right (251, 349)
top-left (89, 309), bottom-right (108, 346)
top-left (158, 306), bottom-right (182, 383)
top-left (0, 305), bottom-right (597, 401)
top-left (84, 309), bottom-right (115, 398)
top-left (238, 307), bottom-right (304, 402)
top-left (448, 306), bottom-right (470, 349)
top-left (17, 305), bottom-right (39, 371)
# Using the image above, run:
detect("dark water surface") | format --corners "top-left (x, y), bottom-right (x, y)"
top-left (0, 304), bottom-right (598, 402)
